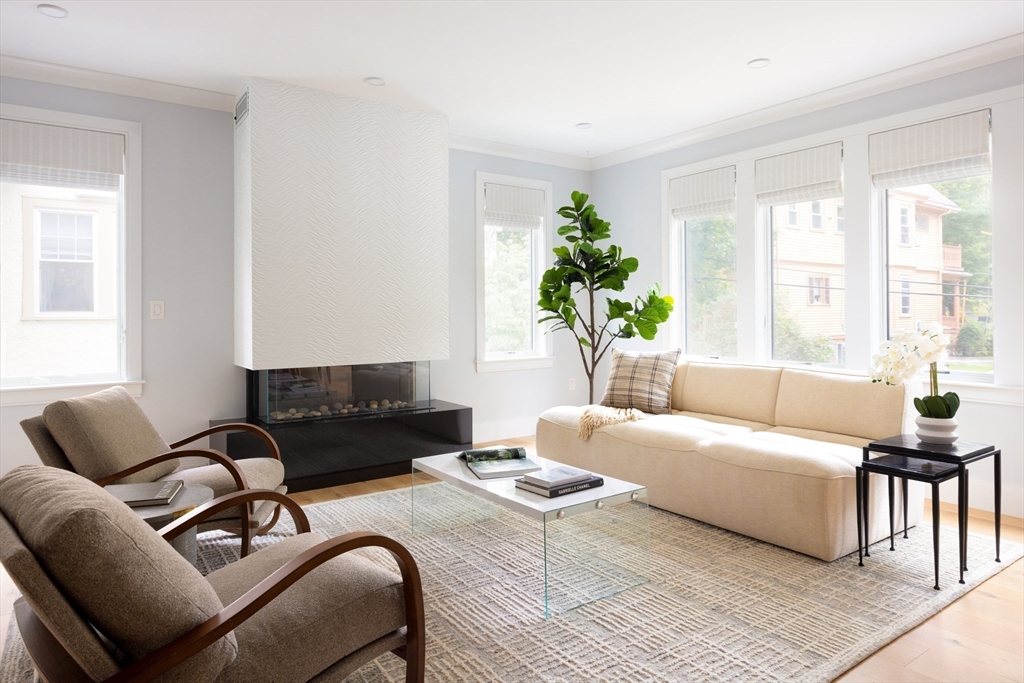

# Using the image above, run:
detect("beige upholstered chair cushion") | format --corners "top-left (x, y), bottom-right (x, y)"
top-left (19, 415), bottom-right (75, 471)
top-left (207, 533), bottom-right (406, 683)
top-left (601, 348), bottom-right (682, 414)
top-left (681, 363), bottom-right (783, 425)
top-left (0, 514), bottom-right (121, 681)
top-left (0, 465), bottom-right (236, 683)
top-left (774, 368), bottom-right (907, 441)
top-left (42, 386), bottom-right (177, 484)
top-left (162, 458), bottom-right (285, 523)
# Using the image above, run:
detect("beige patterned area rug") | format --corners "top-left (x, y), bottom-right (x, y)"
top-left (2, 484), bottom-right (1020, 682)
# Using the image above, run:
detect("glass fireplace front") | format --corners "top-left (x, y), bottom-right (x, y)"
top-left (249, 362), bottom-right (431, 424)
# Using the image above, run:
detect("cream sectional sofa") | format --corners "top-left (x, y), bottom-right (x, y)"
top-left (536, 362), bottom-right (922, 561)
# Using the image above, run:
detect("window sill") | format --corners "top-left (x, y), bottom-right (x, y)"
top-left (917, 378), bottom-right (1022, 407)
top-left (476, 356), bottom-right (555, 373)
top-left (0, 380), bottom-right (144, 407)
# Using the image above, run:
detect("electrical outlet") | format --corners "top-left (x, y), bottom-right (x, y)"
top-left (569, 378), bottom-right (576, 391)
top-left (150, 301), bottom-right (165, 320)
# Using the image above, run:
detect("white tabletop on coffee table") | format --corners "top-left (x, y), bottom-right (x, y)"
top-left (411, 452), bottom-right (646, 522)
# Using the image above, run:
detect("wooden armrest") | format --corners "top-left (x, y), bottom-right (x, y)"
top-left (160, 490), bottom-right (309, 542)
top-left (94, 450), bottom-right (252, 545)
top-left (169, 423), bottom-right (281, 461)
top-left (104, 533), bottom-right (425, 683)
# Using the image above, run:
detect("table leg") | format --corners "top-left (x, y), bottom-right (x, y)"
top-left (963, 468), bottom-right (969, 573)
top-left (857, 468), bottom-right (864, 567)
top-left (864, 470), bottom-right (871, 557)
top-left (932, 483), bottom-right (940, 590)
top-left (995, 450), bottom-right (1002, 562)
top-left (888, 474), bottom-right (895, 551)
top-left (958, 465), bottom-right (965, 585)
top-left (902, 477), bottom-right (909, 539)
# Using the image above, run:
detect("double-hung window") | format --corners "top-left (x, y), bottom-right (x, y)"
top-left (0, 106), bottom-right (140, 400)
top-left (669, 165), bottom-right (737, 358)
top-left (757, 142), bottom-right (845, 365)
top-left (836, 204), bottom-right (845, 233)
top-left (475, 173), bottom-right (553, 371)
top-left (871, 109), bottom-right (993, 380)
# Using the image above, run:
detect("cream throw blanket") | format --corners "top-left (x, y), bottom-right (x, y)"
top-left (577, 406), bottom-right (644, 441)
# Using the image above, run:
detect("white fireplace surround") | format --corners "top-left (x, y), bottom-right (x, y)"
top-left (234, 77), bottom-right (450, 370)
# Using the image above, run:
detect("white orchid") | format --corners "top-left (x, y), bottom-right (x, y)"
top-left (871, 322), bottom-right (959, 419)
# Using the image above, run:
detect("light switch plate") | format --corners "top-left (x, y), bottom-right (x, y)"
top-left (150, 301), bottom-right (165, 320)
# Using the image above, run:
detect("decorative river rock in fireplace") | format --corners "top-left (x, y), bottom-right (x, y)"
top-left (251, 362), bottom-right (430, 424)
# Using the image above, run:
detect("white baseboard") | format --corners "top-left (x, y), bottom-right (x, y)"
top-left (473, 415), bottom-right (537, 444)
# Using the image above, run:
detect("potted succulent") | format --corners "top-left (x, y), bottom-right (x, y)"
top-left (871, 322), bottom-right (960, 444)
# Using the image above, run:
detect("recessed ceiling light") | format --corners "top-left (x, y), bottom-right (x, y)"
top-left (747, 58), bottom-right (771, 69)
top-left (364, 77), bottom-right (386, 87)
top-left (37, 4), bottom-right (68, 18)
top-left (576, 122), bottom-right (592, 130)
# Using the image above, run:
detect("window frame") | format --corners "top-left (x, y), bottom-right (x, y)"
top-left (0, 104), bottom-right (143, 406)
top-left (810, 200), bottom-right (823, 230)
top-left (474, 171), bottom-right (554, 373)
top-left (786, 204), bottom-right (799, 228)
top-left (899, 207), bottom-right (911, 245)
top-left (807, 276), bottom-right (831, 305)
top-left (836, 204), bottom-right (845, 233)
top-left (899, 276), bottom-right (912, 316)
top-left (675, 212), bottom-right (740, 359)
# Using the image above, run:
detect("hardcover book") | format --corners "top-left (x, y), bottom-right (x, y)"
top-left (522, 466), bottom-right (592, 489)
top-left (515, 476), bottom-right (605, 498)
top-left (105, 480), bottom-right (184, 507)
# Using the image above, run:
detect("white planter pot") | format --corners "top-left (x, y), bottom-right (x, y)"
top-left (915, 416), bottom-right (959, 445)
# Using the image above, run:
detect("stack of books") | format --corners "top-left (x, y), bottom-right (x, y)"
top-left (515, 466), bottom-right (604, 498)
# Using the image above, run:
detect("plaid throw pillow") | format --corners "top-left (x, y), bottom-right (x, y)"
top-left (600, 348), bottom-right (682, 414)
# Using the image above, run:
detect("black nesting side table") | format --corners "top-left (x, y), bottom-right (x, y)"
top-left (859, 436), bottom-right (1001, 589)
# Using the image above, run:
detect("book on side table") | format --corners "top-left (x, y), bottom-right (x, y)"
top-left (459, 447), bottom-right (542, 480)
top-left (515, 465), bottom-right (604, 498)
top-left (105, 480), bottom-right (184, 507)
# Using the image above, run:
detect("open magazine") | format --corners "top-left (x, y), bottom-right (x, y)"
top-left (458, 447), bottom-right (541, 479)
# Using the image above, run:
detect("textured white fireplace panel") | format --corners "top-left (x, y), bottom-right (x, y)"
top-left (236, 78), bottom-right (449, 370)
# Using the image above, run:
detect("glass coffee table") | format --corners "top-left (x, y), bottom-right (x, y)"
top-left (411, 452), bottom-right (649, 618)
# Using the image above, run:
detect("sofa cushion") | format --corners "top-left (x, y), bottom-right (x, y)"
top-left (696, 432), bottom-right (861, 479)
top-left (774, 369), bottom-right (907, 441)
top-left (0, 465), bottom-right (236, 683)
top-left (207, 533), bottom-right (405, 683)
top-left (41, 386), bottom-right (177, 484)
top-left (669, 362), bottom-right (689, 411)
top-left (681, 363), bottom-right (782, 425)
top-left (767, 426), bottom-right (871, 449)
top-left (672, 411), bottom-right (772, 432)
top-left (600, 348), bottom-right (682, 414)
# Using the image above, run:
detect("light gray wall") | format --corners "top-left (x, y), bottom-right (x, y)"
top-left (438, 150), bottom-right (592, 440)
top-left (0, 76), bottom-right (242, 474)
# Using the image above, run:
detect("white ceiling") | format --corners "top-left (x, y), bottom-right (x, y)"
top-left (1, 1), bottom-right (1022, 161)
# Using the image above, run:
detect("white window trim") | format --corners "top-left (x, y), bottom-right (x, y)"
top-left (474, 172), bottom-right (554, 372)
top-left (660, 83), bottom-right (1023, 392)
top-left (810, 200), bottom-right (824, 230)
top-left (899, 207), bottom-right (911, 245)
top-left (0, 104), bottom-right (143, 406)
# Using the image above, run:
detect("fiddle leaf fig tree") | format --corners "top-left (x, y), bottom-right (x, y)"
top-left (538, 191), bottom-right (674, 403)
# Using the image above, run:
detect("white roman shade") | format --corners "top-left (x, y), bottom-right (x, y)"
top-left (755, 142), bottom-right (843, 205)
top-left (0, 117), bottom-right (124, 191)
top-left (869, 110), bottom-right (990, 189)
top-left (484, 182), bottom-right (545, 230)
top-left (668, 165), bottom-right (736, 220)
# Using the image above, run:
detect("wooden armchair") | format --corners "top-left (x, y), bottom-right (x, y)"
top-left (20, 385), bottom-right (286, 557)
top-left (0, 465), bottom-right (425, 683)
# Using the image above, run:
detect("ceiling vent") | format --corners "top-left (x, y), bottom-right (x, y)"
top-left (234, 89), bottom-right (249, 128)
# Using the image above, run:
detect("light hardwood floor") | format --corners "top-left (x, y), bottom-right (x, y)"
top-left (0, 434), bottom-right (1019, 683)
top-left (293, 436), bottom-right (1024, 683)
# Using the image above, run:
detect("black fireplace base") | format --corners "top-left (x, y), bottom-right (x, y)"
top-left (210, 399), bottom-right (472, 492)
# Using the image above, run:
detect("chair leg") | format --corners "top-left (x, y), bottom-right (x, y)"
top-left (888, 474), bottom-right (895, 551)
top-left (240, 521), bottom-right (253, 558)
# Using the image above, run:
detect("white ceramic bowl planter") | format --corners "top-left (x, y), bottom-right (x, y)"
top-left (915, 416), bottom-right (959, 445)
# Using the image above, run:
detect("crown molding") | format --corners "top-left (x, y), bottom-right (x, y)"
top-left (589, 33), bottom-right (1024, 170)
top-left (0, 54), bottom-right (236, 113)
top-left (449, 134), bottom-right (591, 171)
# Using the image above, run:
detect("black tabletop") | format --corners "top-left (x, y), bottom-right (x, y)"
top-left (866, 435), bottom-right (995, 461)
top-left (860, 454), bottom-right (959, 481)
